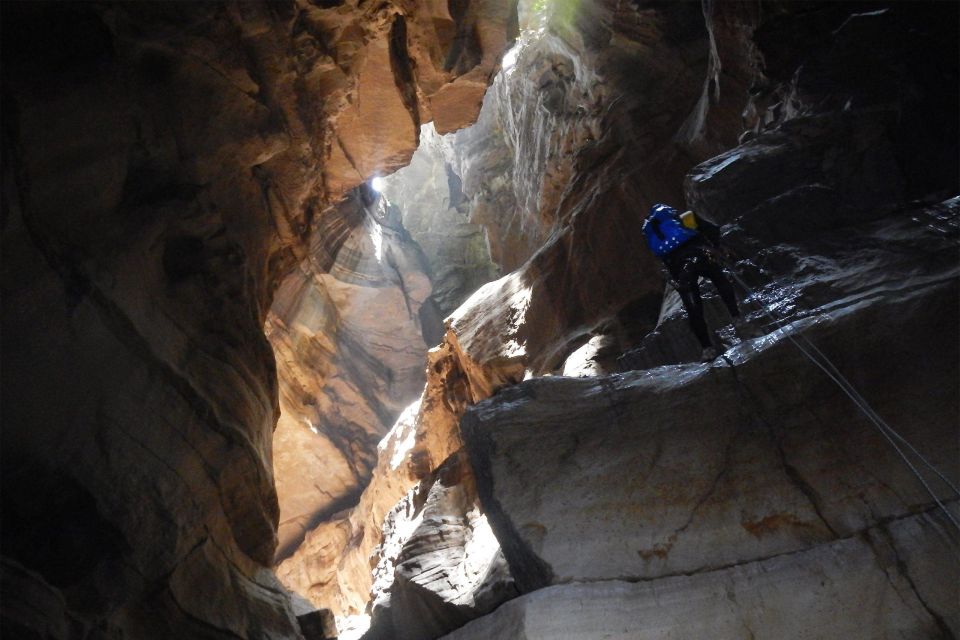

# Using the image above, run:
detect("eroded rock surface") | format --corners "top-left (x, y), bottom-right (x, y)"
top-left (269, 189), bottom-right (442, 561)
top-left (364, 450), bottom-right (517, 640)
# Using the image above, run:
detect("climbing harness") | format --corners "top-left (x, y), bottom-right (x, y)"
top-left (723, 262), bottom-right (960, 533)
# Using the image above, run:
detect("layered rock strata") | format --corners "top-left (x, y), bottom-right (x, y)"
top-left (364, 450), bottom-right (517, 640)
top-left (0, 0), bottom-right (515, 636)
top-left (269, 189), bottom-right (443, 562)
top-left (443, 514), bottom-right (954, 639)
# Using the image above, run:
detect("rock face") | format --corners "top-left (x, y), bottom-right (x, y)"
top-left (379, 123), bottom-right (500, 316)
top-left (442, 515), bottom-right (954, 640)
top-left (269, 188), bottom-right (442, 562)
top-left (433, 2), bottom-right (960, 634)
top-left (461, 210), bottom-right (960, 576)
top-left (276, 0), bottom-right (747, 622)
top-left (277, 2), bottom-right (958, 638)
top-left (275, 327), bottom-right (499, 621)
top-left (453, 195), bottom-right (959, 636)
top-left (0, 0), bottom-right (515, 637)
top-left (445, 0), bottom-right (762, 274)
top-left (365, 450), bottom-right (517, 640)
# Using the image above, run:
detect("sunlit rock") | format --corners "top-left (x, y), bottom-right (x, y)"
top-left (269, 190), bottom-right (439, 561)
top-left (379, 123), bottom-right (500, 316)
top-left (364, 450), bottom-right (517, 640)
top-left (276, 267), bottom-right (536, 621)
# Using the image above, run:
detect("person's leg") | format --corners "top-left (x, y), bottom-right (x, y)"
top-left (676, 266), bottom-right (712, 348)
top-left (700, 254), bottom-right (741, 318)
top-left (698, 251), bottom-right (764, 339)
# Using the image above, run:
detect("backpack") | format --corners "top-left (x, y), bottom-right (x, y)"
top-left (642, 204), bottom-right (699, 257)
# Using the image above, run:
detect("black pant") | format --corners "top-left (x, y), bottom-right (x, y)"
top-left (663, 242), bottom-right (740, 348)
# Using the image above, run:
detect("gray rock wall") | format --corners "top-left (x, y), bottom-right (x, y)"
top-left (453, 193), bottom-right (959, 636)
top-left (442, 512), bottom-right (955, 639)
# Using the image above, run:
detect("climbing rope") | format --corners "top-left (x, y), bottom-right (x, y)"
top-left (723, 262), bottom-right (960, 533)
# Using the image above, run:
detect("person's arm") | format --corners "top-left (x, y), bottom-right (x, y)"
top-left (691, 211), bottom-right (722, 247)
top-left (692, 211), bottom-right (739, 262)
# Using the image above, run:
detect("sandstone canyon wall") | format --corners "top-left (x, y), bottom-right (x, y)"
top-left (2, 1), bottom-right (957, 639)
top-left (277, 1), bottom-right (958, 639)
top-left (0, 1), bottom-right (515, 638)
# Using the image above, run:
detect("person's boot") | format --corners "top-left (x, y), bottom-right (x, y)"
top-left (733, 315), bottom-right (762, 340)
top-left (700, 346), bottom-right (719, 362)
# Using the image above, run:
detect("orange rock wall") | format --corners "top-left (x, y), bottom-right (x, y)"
top-left (0, 1), bottom-right (515, 637)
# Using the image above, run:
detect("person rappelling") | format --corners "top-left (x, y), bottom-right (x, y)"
top-left (642, 203), bottom-right (759, 362)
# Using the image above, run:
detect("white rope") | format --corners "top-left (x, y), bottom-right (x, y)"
top-left (793, 329), bottom-right (960, 498)
top-left (724, 264), bottom-right (960, 532)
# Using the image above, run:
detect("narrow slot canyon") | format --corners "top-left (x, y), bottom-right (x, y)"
top-left (2, 2), bottom-right (958, 640)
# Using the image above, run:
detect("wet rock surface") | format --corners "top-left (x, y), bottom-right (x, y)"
top-left (456, 198), bottom-right (959, 635)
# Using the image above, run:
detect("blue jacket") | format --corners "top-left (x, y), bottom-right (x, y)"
top-left (642, 204), bottom-right (699, 257)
